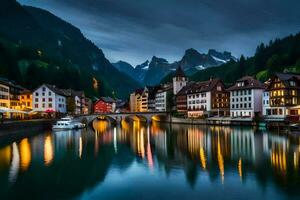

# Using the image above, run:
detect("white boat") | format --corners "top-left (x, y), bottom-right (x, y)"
top-left (52, 117), bottom-right (86, 130)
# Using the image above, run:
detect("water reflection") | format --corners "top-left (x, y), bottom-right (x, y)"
top-left (0, 120), bottom-right (299, 199)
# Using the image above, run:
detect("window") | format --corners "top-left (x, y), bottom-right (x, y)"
top-left (290, 81), bottom-right (296, 86)
top-left (49, 103), bottom-right (52, 108)
top-left (42, 98), bottom-right (45, 102)
top-left (49, 92), bottom-right (52, 96)
top-left (49, 98), bottom-right (52, 102)
top-left (42, 92), bottom-right (45, 96)
top-left (35, 98), bottom-right (38, 102)
top-left (42, 104), bottom-right (45, 108)
top-left (35, 104), bottom-right (38, 108)
top-left (27, 102), bottom-right (31, 107)
top-left (248, 97), bottom-right (251, 101)
top-left (248, 90), bottom-right (251, 95)
top-left (244, 103), bottom-right (247, 108)
top-left (42, 87), bottom-right (46, 92)
top-left (35, 92), bottom-right (39, 96)
top-left (249, 103), bottom-right (251, 108)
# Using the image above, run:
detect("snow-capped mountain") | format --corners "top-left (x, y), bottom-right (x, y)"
top-left (112, 48), bottom-right (236, 86)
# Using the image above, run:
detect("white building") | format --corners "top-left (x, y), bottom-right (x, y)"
top-left (262, 91), bottom-right (271, 116)
top-left (186, 79), bottom-right (229, 118)
top-left (155, 84), bottom-right (172, 111)
top-left (32, 84), bottom-right (67, 113)
top-left (228, 76), bottom-right (265, 118)
top-left (173, 66), bottom-right (188, 95)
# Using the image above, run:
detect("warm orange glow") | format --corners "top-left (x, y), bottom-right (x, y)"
top-left (93, 120), bottom-right (109, 133)
top-left (238, 158), bottom-right (242, 180)
top-left (217, 135), bottom-right (224, 183)
top-left (93, 77), bottom-right (98, 90)
top-left (44, 135), bottom-right (54, 166)
top-left (199, 147), bottom-right (206, 170)
top-left (0, 145), bottom-right (11, 168)
top-left (19, 138), bottom-right (31, 171)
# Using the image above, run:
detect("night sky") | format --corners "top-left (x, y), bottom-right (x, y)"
top-left (18, 0), bottom-right (300, 66)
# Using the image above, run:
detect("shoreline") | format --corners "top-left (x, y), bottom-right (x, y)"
top-left (0, 119), bottom-right (55, 140)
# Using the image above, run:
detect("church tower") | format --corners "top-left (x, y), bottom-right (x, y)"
top-left (173, 66), bottom-right (188, 95)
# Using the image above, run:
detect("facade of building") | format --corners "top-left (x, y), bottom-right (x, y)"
top-left (228, 76), bottom-right (265, 118)
top-left (155, 84), bottom-right (173, 111)
top-left (32, 84), bottom-right (67, 114)
top-left (176, 85), bottom-right (190, 116)
top-left (61, 89), bottom-right (86, 115)
top-left (0, 78), bottom-right (24, 118)
top-left (94, 97), bottom-right (115, 113)
top-left (129, 87), bottom-right (149, 112)
top-left (186, 79), bottom-right (229, 118)
top-left (20, 89), bottom-right (32, 110)
top-left (147, 86), bottom-right (160, 111)
top-left (265, 73), bottom-right (300, 120)
top-left (262, 90), bottom-right (271, 116)
top-left (173, 66), bottom-right (188, 95)
top-left (0, 81), bottom-right (10, 109)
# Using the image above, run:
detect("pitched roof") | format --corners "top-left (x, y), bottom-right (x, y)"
top-left (186, 78), bottom-right (222, 94)
top-left (60, 89), bottom-right (84, 97)
top-left (275, 72), bottom-right (300, 81)
top-left (20, 89), bottom-right (32, 95)
top-left (174, 66), bottom-right (186, 78)
top-left (176, 82), bottom-right (195, 96)
top-left (147, 85), bottom-right (161, 99)
top-left (97, 96), bottom-right (115, 103)
top-left (227, 76), bottom-right (264, 91)
top-left (266, 72), bottom-right (300, 89)
top-left (44, 84), bottom-right (67, 96)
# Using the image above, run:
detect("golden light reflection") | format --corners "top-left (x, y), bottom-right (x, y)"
top-left (0, 145), bottom-right (11, 169)
top-left (238, 158), bottom-right (242, 181)
top-left (93, 120), bottom-right (109, 133)
top-left (199, 147), bottom-right (206, 170)
top-left (44, 135), bottom-right (54, 166)
top-left (217, 135), bottom-right (224, 184)
top-left (270, 147), bottom-right (287, 175)
top-left (19, 138), bottom-right (31, 171)
top-left (137, 128), bottom-right (145, 158)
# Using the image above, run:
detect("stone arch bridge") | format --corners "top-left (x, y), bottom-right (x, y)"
top-left (77, 111), bottom-right (170, 125)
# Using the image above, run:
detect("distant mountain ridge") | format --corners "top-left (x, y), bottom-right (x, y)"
top-left (113, 48), bottom-right (236, 86)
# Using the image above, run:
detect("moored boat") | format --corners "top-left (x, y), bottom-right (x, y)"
top-left (52, 117), bottom-right (86, 130)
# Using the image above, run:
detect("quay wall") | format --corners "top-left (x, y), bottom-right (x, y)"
top-left (0, 119), bottom-right (55, 139)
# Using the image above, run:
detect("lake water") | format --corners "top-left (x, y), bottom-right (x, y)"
top-left (0, 120), bottom-right (300, 200)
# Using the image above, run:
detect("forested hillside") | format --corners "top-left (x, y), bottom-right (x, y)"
top-left (0, 0), bottom-right (141, 99)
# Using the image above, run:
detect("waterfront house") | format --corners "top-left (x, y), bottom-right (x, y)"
top-left (32, 84), bottom-right (67, 114)
top-left (176, 84), bottom-right (190, 116)
top-left (187, 78), bottom-right (229, 118)
top-left (0, 78), bottom-right (24, 119)
top-left (61, 89), bottom-right (86, 115)
top-left (94, 97), bottom-right (115, 113)
top-left (130, 87), bottom-right (149, 112)
top-left (20, 89), bottom-right (32, 110)
top-left (147, 86), bottom-right (160, 111)
top-left (227, 76), bottom-right (264, 118)
top-left (265, 73), bottom-right (300, 121)
top-left (155, 83), bottom-right (173, 111)
top-left (0, 79), bottom-right (10, 112)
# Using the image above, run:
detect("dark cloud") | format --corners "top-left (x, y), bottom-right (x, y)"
top-left (18, 0), bottom-right (300, 65)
